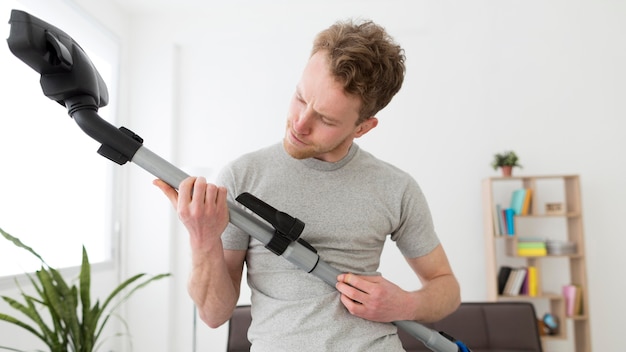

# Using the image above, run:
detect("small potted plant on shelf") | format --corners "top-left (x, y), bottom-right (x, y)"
top-left (0, 227), bottom-right (170, 352)
top-left (491, 150), bottom-right (522, 176)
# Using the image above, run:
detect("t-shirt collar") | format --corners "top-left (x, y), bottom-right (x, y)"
top-left (296, 143), bottom-right (359, 171)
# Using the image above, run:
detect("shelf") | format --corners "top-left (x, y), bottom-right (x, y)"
top-left (486, 174), bottom-right (579, 181)
top-left (482, 175), bottom-right (591, 352)
top-left (568, 314), bottom-right (589, 321)
top-left (515, 212), bottom-right (581, 218)
top-left (498, 292), bottom-right (562, 300)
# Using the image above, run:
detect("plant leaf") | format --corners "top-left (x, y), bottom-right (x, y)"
top-left (0, 227), bottom-right (46, 265)
top-left (79, 246), bottom-right (93, 352)
top-left (94, 273), bottom-right (170, 340)
top-left (102, 273), bottom-right (171, 315)
top-left (0, 311), bottom-right (45, 341)
top-left (0, 230), bottom-right (170, 352)
top-left (0, 295), bottom-right (59, 348)
top-left (44, 268), bottom-right (81, 351)
top-left (0, 344), bottom-right (28, 352)
top-left (35, 269), bottom-right (69, 348)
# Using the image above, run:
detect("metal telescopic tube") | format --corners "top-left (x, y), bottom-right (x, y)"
top-left (132, 146), bottom-right (321, 272)
top-left (130, 145), bottom-right (458, 352)
top-left (131, 146), bottom-right (189, 188)
top-left (394, 320), bottom-right (458, 352)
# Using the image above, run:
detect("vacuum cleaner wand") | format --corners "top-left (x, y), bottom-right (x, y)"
top-left (6, 9), bottom-right (467, 352)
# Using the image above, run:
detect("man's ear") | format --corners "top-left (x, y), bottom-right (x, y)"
top-left (355, 117), bottom-right (378, 138)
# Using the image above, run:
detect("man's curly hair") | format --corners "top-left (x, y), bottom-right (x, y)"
top-left (311, 19), bottom-right (406, 124)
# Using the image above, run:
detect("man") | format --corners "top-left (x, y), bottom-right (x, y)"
top-left (155, 19), bottom-right (460, 351)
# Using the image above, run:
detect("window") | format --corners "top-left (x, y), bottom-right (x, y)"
top-left (0, 0), bottom-right (119, 276)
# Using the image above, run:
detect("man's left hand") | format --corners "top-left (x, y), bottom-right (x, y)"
top-left (335, 273), bottom-right (414, 323)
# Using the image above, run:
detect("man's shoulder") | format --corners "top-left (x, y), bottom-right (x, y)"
top-left (356, 147), bottom-right (412, 180)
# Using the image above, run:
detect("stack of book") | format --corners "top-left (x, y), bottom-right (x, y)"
top-left (497, 265), bottom-right (539, 296)
top-left (517, 237), bottom-right (547, 256)
top-left (494, 188), bottom-right (533, 236)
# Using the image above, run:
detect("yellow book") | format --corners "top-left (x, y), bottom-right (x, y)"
top-left (527, 266), bottom-right (538, 296)
top-left (517, 248), bottom-right (547, 256)
top-left (521, 189), bottom-right (533, 215)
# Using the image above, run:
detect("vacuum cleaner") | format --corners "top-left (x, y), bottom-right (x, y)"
top-left (6, 9), bottom-right (469, 352)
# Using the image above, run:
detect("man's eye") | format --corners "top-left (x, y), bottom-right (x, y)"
top-left (320, 117), bottom-right (334, 126)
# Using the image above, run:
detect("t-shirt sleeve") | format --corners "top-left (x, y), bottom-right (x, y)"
top-left (216, 165), bottom-right (251, 251)
top-left (390, 178), bottom-right (440, 258)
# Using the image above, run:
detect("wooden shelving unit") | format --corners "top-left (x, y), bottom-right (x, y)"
top-left (482, 175), bottom-right (591, 351)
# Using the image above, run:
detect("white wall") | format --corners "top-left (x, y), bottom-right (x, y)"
top-left (9, 0), bottom-right (625, 351)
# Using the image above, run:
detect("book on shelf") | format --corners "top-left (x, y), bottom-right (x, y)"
top-left (497, 266), bottom-right (512, 294)
top-left (502, 268), bottom-right (517, 295)
top-left (516, 237), bottom-right (547, 256)
top-left (493, 204), bottom-right (510, 236)
top-left (505, 208), bottom-right (515, 235)
top-left (510, 188), bottom-right (526, 215)
top-left (509, 268), bottom-right (527, 296)
top-left (563, 284), bottom-right (583, 316)
top-left (513, 267), bottom-right (528, 295)
top-left (502, 267), bottom-right (527, 296)
top-left (575, 285), bottom-right (584, 315)
top-left (527, 266), bottom-right (538, 296)
top-left (498, 265), bottom-right (538, 296)
top-left (494, 204), bottom-right (504, 235)
top-left (517, 243), bottom-right (546, 249)
top-left (521, 188), bottom-right (533, 215)
top-left (493, 189), bottom-right (533, 236)
top-left (517, 247), bottom-right (547, 256)
top-left (517, 236), bottom-right (546, 243)
top-left (500, 207), bottom-right (508, 235)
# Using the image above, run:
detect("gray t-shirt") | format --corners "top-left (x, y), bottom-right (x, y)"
top-left (218, 143), bottom-right (439, 352)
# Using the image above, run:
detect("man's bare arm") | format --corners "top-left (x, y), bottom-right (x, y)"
top-left (336, 244), bottom-right (460, 323)
top-left (154, 177), bottom-right (246, 328)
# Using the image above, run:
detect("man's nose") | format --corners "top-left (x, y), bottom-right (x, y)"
top-left (293, 107), bottom-right (314, 134)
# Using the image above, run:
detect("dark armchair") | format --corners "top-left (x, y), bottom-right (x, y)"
top-left (227, 302), bottom-right (543, 352)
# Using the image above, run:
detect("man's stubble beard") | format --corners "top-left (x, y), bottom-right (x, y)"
top-left (282, 137), bottom-right (315, 160)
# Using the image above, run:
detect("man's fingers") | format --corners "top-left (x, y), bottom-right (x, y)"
top-left (153, 179), bottom-right (179, 209)
top-left (203, 182), bottom-right (218, 204)
top-left (336, 273), bottom-right (368, 304)
top-left (178, 176), bottom-right (197, 202)
top-left (216, 186), bottom-right (228, 204)
top-left (191, 177), bottom-right (207, 204)
top-left (337, 273), bottom-right (371, 292)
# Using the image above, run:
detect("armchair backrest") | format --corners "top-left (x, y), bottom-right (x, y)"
top-left (398, 302), bottom-right (543, 352)
top-left (227, 302), bottom-right (543, 352)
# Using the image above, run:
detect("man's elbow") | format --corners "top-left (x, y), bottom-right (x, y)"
top-left (200, 310), bottom-right (231, 329)
top-left (443, 276), bottom-right (462, 317)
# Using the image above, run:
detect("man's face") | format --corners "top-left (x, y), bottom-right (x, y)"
top-left (283, 51), bottom-right (377, 162)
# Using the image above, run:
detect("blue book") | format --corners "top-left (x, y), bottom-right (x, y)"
top-left (505, 208), bottom-right (515, 235)
top-left (510, 189), bottom-right (526, 215)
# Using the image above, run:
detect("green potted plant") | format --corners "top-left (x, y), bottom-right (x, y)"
top-left (491, 151), bottom-right (522, 176)
top-left (0, 227), bottom-right (170, 352)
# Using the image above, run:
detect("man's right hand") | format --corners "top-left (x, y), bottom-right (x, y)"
top-left (153, 177), bottom-right (229, 252)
